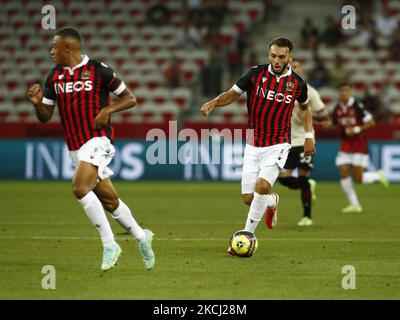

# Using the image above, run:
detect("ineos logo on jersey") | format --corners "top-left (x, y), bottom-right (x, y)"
top-left (54, 81), bottom-right (93, 94)
top-left (256, 87), bottom-right (292, 103)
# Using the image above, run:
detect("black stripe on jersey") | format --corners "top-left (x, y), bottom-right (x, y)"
top-left (249, 71), bottom-right (266, 144)
top-left (53, 69), bottom-right (71, 150)
top-left (256, 73), bottom-right (274, 146)
top-left (62, 71), bottom-right (78, 150)
top-left (261, 77), bottom-right (284, 146)
top-left (93, 70), bottom-right (103, 138)
top-left (81, 64), bottom-right (91, 142)
top-left (67, 71), bottom-right (82, 149)
top-left (73, 70), bottom-right (89, 144)
top-left (88, 65), bottom-right (97, 138)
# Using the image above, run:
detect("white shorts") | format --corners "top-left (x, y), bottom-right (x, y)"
top-left (241, 143), bottom-right (291, 194)
top-left (335, 151), bottom-right (370, 168)
top-left (69, 137), bottom-right (115, 180)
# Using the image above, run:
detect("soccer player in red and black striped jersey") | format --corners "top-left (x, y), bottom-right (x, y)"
top-left (27, 28), bottom-right (155, 271)
top-left (201, 37), bottom-right (315, 254)
top-left (329, 82), bottom-right (389, 213)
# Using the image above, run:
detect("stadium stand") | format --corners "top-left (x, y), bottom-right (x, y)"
top-left (1, 0), bottom-right (400, 140)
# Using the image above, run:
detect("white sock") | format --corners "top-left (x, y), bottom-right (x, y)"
top-left (340, 177), bottom-right (360, 206)
top-left (78, 191), bottom-right (116, 247)
top-left (111, 199), bottom-right (146, 243)
top-left (362, 171), bottom-right (380, 184)
top-left (244, 192), bottom-right (275, 233)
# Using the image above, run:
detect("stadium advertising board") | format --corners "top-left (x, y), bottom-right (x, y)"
top-left (0, 140), bottom-right (399, 182)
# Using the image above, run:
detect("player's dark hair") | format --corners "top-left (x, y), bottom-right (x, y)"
top-left (55, 27), bottom-right (82, 44)
top-left (339, 81), bottom-right (352, 88)
top-left (269, 37), bottom-right (294, 52)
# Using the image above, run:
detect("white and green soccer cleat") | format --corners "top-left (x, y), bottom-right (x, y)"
top-left (377, 169), bottom-right (389, 189)
top-left (101, 243), bottom-right (122, 271)
top-left (341, 204), bottom-right (363, 213)
top-left (298, 217), bottom-right (313, 226)
top-left (139, 229), bottom-right (155, 270)
top-left (309, 179), bottom-right (317, 205)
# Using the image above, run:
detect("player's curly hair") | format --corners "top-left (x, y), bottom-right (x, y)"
top-left (269, 37), bottom-right (293, 52)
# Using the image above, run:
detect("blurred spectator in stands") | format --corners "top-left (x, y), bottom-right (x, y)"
top-left (164, 56), bottom-right (182, 89)
top-left (309, 56), bottom-right (329, 89)
top-left (328, 54), bottom-right (350, 88)
top-left (388, 24), bottom-right (400, 60)
top-left (362, 87), bottom-right (392, 122)
top-left (320, 16), bottom-right (343, 47)
top-left (202, 0), bottom-right (226, 30)
top-left (201, 45), bottom-right (224, 97)
top-left (300, 18), bottom-right (319, 49)
top-left (177, 19), bottom-right (204, 49)
top-left (374, 4), bottom-right (399, 38)
top-left (186, 0), bottom-right (203, 21)
top-left (146, 1), bottom-right (170, 27)
top-left (247, 48), bottom-right (259, 68)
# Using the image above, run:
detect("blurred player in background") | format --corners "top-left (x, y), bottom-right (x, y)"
top-left (278, 60), bottom-right (330, 226)
top-left (26, 28), bottom-right (155, 271)
top-left (201, 37), bottom-right (315, 254)
top-left (329, 82), bottom-right (389, 213)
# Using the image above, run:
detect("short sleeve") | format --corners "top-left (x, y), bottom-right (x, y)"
top-left (296, 81), bottom-right (309, 105)
top-left (308, 86), bottom-right (325, 113)
top-left (42, 72), bottom-right (56, 106)
top-left (97, 62), bottom-right (126, 96)
top-left (232, 67), bottom-right (256, 94)
top-left (355, 101), bottom-right (373, 123)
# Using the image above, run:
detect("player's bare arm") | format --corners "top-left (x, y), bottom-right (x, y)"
top-left (26, 83), bottom-right (54, 123)
top-left (94, 88), bottom-right (137, 129)
top-left (200, 88), bottom-right (240, 116)
top-left (312, 108), bottom-right (330, 123)
top-left (345, 118), bottom-right (375, 136)
top-left (299, 103), bottom-right (315, 156)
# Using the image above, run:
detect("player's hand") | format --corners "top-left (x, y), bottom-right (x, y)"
top-left (94, 108), bottom-right (110, 129)
top-left (26, 84), bottom-right (43, 105)
top-left (201, 101), bottom-right (216, 116)
top-left (345, 126), bottom-right (361, 136)
top-left (304, 138), bottom-right (315, 157)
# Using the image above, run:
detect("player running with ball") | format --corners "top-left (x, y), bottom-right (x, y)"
top-left (201, 37), bottom-right (315, 254)
top-left (27, 28), bottom-right (155, 271)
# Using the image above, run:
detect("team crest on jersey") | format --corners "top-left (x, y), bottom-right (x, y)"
top-left (286, 81), bottom-right (294, 91)
top-left (82, 70), bottom-right (91, 79)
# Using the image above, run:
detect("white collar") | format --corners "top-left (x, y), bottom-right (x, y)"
top-left (268, 64), bottom-right (292, 81)
top-left (63, 55), bottom-right (89, 75)
top-left (340, 96), bottom-right (355, 108)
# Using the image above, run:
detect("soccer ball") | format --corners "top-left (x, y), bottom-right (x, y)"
top-left (229, 230), bottom-right (258, 257)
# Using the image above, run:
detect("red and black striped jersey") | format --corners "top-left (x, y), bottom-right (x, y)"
top-left (332, 97), bottom-right (373, 154)
top-left (233, 64), bottom-right (308, 147)
top-left (42, 55), bottom-right (126, 151)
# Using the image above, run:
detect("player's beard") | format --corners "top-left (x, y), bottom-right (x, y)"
top-left (273, 62), bottom-right (289, 75)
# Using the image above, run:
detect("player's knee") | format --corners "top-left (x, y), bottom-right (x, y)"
top-left (101, 197), bottom-right (119, 212)
top-left (242, 194), bottom-right (253, 206)
top-left (72, 183), bottom-right (91, 199)
top-left (353, 175), bottom-right (362, 184)
top-left (298, 176), bottom-right (310, 190)
top-left (255, 179), bottom-right (270, 195)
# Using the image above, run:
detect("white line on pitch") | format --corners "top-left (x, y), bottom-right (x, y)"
top-left (0, 236), bottom-right (399, 242)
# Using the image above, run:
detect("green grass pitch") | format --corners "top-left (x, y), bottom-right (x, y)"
top-left (0, 181), bottom-right (399, 299)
